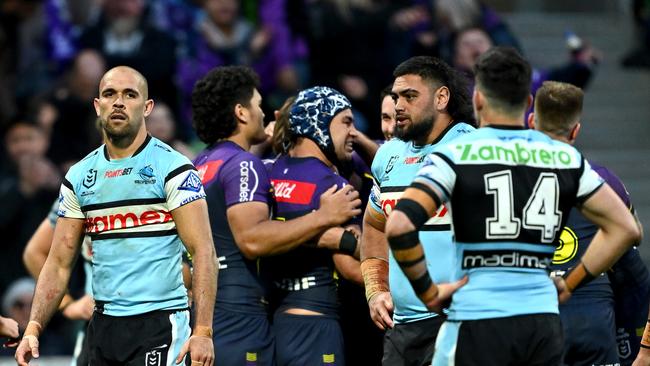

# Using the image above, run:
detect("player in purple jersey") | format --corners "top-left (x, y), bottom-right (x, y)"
top-left (530, 81), bottom-right (650, 366)
top-left (191, 67), bottom-right (361, 366)
top-left (15, 66), bottom-right (217, 366)
top-left (264, 86), bottom-right (364, 366)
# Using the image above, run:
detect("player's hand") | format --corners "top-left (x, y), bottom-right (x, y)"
top-left (368, 291), bottom-right (394, 330)
top-left (175, 335), bottom-right (214, 366)
top-left (0, 316), bottom-right (18, 339)
top-left (632, 347), bottom-right (650, 366)
top-left (15, 335), bottom-right (39, 366)
top-left (421, 276), bottom-right (468, 314)
top-left (62, 295), bottom-right (94, 320)
top-left (553, 276), bottom-right (572, 304)
top-left (318, 185), bottom-right (362, 226)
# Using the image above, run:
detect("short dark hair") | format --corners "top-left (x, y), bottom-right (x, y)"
top-left (534, 81), bottom-right (584, 136)
top-left (380, 84), bottom-right (393, 101)
top-left (394, 56), bottom-right (475, 126)
top-left (192, 66), bottom-right (260, 144)
top-left (474, 47), bottom-right (531, 113)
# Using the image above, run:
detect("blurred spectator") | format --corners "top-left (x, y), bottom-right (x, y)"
top-left (1, 278), bottom-right (34, 335)
top-left (622, 0), bottom-right (650, 68)
top-left (434, 0), bottom-right (522, 62)
top-left (37, 49), bottom-right (105, 171)
top-left (0, 120), bottom-right (60, 297)
top-left (288, 0), bottom-right (415, 138)
top-left (451, 27), bottom-right (599, 92)
top-left (0, 277), bottom-right (75, 356)
top-left (0, 0), bottom-right (49, 122)
top-left (178, 0), bottom-right (299, 131)
top-left (77, 0), bottom-right (179, 125)
top-left (146, 101), bottom-right (196, 160)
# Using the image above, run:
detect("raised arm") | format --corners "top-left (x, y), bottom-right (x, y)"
top-left (15, 217), bottom-right (85, 366)
top-left (227, 184), bottom-right (361, 259)
top-left (172, 198), bottom-right (217, 366)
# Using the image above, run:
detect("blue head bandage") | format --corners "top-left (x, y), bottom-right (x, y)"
top-left (289, 86), bottom-right (352, 152)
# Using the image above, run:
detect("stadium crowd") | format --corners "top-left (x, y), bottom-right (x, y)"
top-left (1, 0), bottom-right (648, 365)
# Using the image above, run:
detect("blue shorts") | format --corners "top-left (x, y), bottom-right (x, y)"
top-left (213, 309), bottom-right (275, 366)
top-left (560, 299), bottom-right (619, 366)
top-left (273, 312), bottom-right (344, 366)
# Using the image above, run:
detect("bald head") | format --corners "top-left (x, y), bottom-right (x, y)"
top-left (100, 66), bottom-right (149, 100)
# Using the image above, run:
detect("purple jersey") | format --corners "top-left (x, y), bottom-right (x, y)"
top-left (263, 156), bottom-right (351, 316)
top-left (194, 141), bottom-right (273, 314)
top-left (552, 163), bottom-right (638, 301)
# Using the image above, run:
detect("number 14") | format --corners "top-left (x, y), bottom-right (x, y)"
top-left (484, 170), bottom-right (562, 243)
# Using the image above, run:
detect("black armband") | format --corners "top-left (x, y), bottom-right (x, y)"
top-left (338, 230), bottom-right (358, 255)
top-left (411, 181), bottom-right (442, 207)
top-left (387, 230), bottom-right (420, 250)
top-left (394, 198), bottom-right (430, 229)
top-left (409, 272), bottom-right (434, 295)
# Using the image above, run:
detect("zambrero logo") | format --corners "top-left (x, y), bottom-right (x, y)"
top-left (85, 209), bottom-right (172, 233)
top-left (453, 141), bottom-right (575, 167)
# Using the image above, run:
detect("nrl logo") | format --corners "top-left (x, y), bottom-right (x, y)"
top-left (83, 169), bottom-right (97, 189)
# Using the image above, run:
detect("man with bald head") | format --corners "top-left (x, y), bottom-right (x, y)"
top-left (15, 66), bottom-right (218, 366)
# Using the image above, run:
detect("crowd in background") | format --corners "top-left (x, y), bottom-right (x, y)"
top-left (0, 0), bottom-right (646, 357)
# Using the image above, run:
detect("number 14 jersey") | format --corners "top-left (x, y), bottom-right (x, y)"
top-left (414, 125), bottom-right (603, 320)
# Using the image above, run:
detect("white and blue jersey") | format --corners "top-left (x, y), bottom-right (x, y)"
top-left (58, 135), bottom-right (205, 316)
top-left (369, 122), bottom-right (474, 324)
top-left (414, 125), bottom-right (603, 321)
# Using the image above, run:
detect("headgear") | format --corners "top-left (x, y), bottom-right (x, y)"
top-left (289, 86), bottom-right (352, 153)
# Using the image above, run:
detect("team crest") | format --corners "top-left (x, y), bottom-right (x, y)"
top-left (144, 349), bottom-right (162, 366)
top-left (616, 328), bottom-right (632, 359)
top-left (385, 155), bottom-right (398, 174)
top-left (136, 165), bottom-right (156, 184)
top-left (179, 171), bottom-right (203, 192)
top-left (83, 169), bottom-right (97, 188)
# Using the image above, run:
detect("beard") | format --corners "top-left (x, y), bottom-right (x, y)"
top-left (394, 114), bottom-right (435, 143)
top-left (101, 117), bottom-right (140, 148)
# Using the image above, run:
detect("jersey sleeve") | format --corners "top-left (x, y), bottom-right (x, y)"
top-left (58, 176), bottom-right (85, 219)
top-left (164, 161), bottom-right (207, 211)
top-left (412, 152), bottom-right (457, 204)
top-left (220, 153), bottom-right (272, 207)
top-left (576, 158), bottom-right (605, 203)
top-left (47, 198), bottom-right (60, 227)
top-left (368, 146), bottom-right (387, 215)
top-left (593, 165), bottom-right (632, 209)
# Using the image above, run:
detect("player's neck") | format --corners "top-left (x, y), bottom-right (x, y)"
top-left (421, 114), bottom-right (453, 146)
top-left (226, 134), bottom-right (251, 152)
top-left (478, 109), bottom-right (525, 128)
top-left (105, 127), bottom-right (148, 160)
top-left (290, 138), bottom-right (333, 168)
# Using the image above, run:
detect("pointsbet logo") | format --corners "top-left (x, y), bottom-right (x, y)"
top-left (451, 141), bottom-right (578, 168)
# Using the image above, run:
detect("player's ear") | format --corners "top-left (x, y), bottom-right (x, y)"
top-left (234, 103), bottom-right (248, 124)
top-left (527, 112), bottom-right (536, 129)
top-left (569, 122), bottom-right (581, 142)
top-left (143, 99), bottom-right (154, 117)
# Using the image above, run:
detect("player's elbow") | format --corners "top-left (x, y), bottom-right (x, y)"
top-left (385, 213), bottom-right (410, 244)
top-left (625, 220), bottom-right (643, 248)
top-left (238, 239), bottom-right (264, 260)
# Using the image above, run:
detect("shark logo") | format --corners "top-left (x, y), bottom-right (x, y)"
top-left (136, 165), bottom-right (156, 184)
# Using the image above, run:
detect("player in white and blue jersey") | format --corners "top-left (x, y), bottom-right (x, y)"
top-left (15, 66), bottom-right (217, 366)
top-left (360, 56), bottom-right (475, 366)
top-left (384, 47), bottom-right (641, 366)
